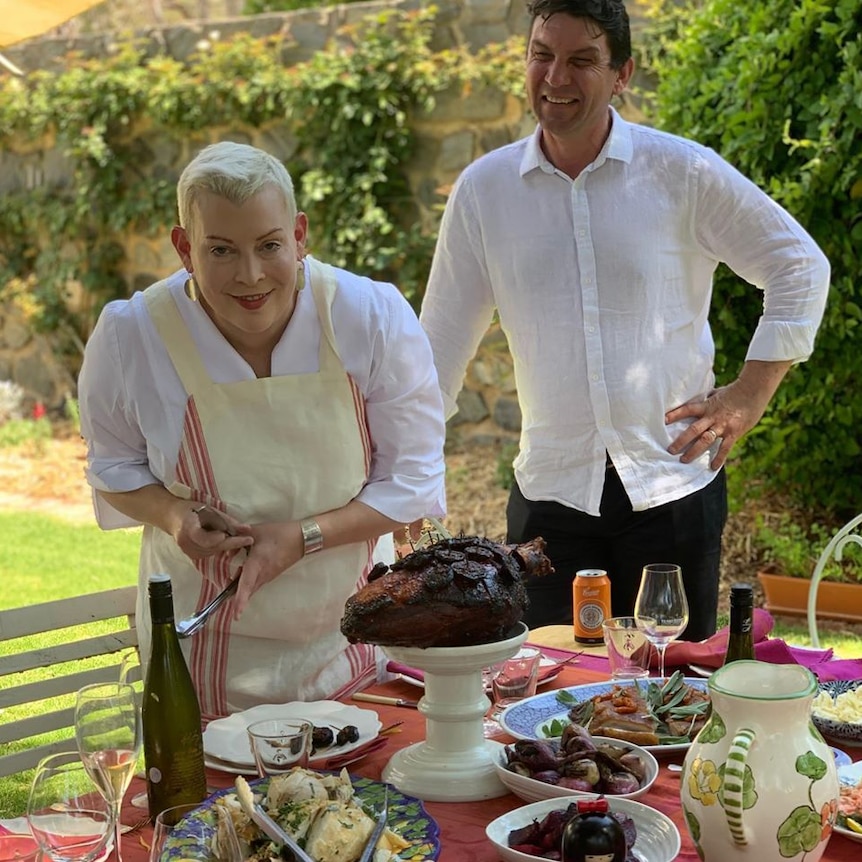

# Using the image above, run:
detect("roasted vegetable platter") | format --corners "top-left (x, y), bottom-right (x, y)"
top-left (499, 672), bottom-right (710, 754)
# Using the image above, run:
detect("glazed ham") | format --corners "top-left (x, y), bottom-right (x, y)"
top-left (340, 536), bottom-right (553, 647)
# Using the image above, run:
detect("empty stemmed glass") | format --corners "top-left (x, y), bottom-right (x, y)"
top-left (74, 683), bottom-right (141, 862)
top-left (633, 563), bottom-right (689, 680)
top-left (27, 752), bottom-right (113, 862)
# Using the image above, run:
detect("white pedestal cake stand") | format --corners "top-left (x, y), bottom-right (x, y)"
top-left (381, 622), bottom-right (529, 802)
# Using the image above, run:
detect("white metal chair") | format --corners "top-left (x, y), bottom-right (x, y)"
top-left (0, 586), bottom-right (139, 777)
top-left (806, 513), bottom-right (862, 648)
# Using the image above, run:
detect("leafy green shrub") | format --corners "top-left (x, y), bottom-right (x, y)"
top-left (755, 511), bottom-right (862, 584)
top-left (0, 417), bottom-right (53, 451)
top-left (642, 0), bottom-right (862, 516)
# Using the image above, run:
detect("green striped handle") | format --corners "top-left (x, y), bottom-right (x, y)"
top-left (722, 727), bottom-right (756, 845)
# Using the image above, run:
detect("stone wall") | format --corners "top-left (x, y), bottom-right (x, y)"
top-left (0, 306), bottom-right (76, 414)
top-left (0, 0), bottom-right (651, 433)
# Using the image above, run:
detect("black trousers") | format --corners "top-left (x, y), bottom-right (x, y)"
top-left (506, 466), bottom-right (727, 642)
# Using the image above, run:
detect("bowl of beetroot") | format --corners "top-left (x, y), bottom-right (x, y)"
top-left (493, 722), bottom-right (659, 803)
top-left (486, 795), bottom-right (680, 862)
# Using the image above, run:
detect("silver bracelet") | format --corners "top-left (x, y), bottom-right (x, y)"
top-left (300, 518), bottom-right (324, 556)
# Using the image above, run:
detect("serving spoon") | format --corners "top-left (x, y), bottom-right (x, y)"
top-left (176, 573), bottom-right (241, 639)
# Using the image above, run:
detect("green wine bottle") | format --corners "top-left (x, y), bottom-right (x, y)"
top-left (724, 583), bottom-right (755, 664)
top-left (142, 573), bottom-right (208, 817)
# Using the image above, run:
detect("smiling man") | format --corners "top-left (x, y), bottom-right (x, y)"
top-left (419, 0), bottom-right (830, 640)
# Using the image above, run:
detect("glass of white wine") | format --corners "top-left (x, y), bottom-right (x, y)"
top-left (74, 682), bottom-right (141, 862)
top-left (27, 752), bottom-right (113, 862)
top-left (633, 563), bottom-right (689, 680)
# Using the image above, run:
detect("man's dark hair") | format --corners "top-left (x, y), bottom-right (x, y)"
top-left (526, 0), bottom-right (632, 69)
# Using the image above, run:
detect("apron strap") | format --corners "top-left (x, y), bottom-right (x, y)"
top-left (143, 280), bottom-right (214, 393)
top-left (307, 256), bottom-right (345, 373)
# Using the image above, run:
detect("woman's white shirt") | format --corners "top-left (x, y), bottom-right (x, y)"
top-left (78, 263), bottom-right (447, 529)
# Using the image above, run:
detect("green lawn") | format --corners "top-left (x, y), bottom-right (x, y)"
top-left (0, 511), bottom-right (141, 818)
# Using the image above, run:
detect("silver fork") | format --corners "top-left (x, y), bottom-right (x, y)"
top-left (176, 574), bottom-right (241, 638)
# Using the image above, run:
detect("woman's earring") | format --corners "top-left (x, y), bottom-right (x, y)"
top-left (295, 261), bottom-right (305, 292)
top-left (184, 274), bottom-right (199, 302)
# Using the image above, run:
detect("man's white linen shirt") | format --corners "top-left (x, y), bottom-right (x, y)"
top-left (79, 262), bottom-right (447, 529)
top-left (421, 109), bottom-right (829, 516)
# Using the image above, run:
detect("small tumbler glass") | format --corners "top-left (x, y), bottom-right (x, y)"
top-left (602, 616), bottom-right (651, 680)
top-left (246, 719), bottom-right (313, 778)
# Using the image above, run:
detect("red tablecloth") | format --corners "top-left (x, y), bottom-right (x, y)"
top-left (120, 662), bottom-right (859, 862)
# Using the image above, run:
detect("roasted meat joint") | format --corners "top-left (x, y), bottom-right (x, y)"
top-left (340, 536), bottom-right (553, 648)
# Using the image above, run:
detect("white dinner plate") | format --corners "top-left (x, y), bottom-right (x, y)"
top-left (688, 663), bottom-right (714, 678)
top-left (836, 761), bottom-right (862, 844)
top-left (536, 655), bottom-right (565, 687)
top-left (202, 701), bottom-right (381, 767)
top-left (398, 654), bottom-right (565, 690)
top-left (486, 794), bottom-right (681, 862)
top-left (499, 677), bottom-right (709, 754)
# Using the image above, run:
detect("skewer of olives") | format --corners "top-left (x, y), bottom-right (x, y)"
top-left (310, 724), bottom-right (361, 752)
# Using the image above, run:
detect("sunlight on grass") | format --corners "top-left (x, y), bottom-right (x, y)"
top-left (0, 512), bottom-right (141, 609)
top-left (0, 511), bottom-right (142, 816)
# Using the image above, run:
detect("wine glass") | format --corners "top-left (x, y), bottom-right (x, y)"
top-left (27, 752), bottom-right (113, 862)
top-left (74, 683), bottom-right (141, 862)
top-left (633, 563), bottom-right (689, 680)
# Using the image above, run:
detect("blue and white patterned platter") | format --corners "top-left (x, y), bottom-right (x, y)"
top-left (833, 747), bottom-right (853, 768)
top-left (161, 775), bottom-right (440, 861)
top-left (499, 677), bottom-right (709, 755)
top-left (835, 761), bottom-right (862, 845)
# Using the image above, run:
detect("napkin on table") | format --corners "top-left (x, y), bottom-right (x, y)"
top-left (659, 608), bottom-right (862, 681)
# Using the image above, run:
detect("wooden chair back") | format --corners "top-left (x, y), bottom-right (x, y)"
top-left (0, 585), bottom-right (139, 777)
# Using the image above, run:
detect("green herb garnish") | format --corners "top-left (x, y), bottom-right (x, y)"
top-left (539, 717), bottom-right (570, 738)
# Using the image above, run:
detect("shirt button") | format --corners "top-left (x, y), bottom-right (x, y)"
top-left (588, 326), bottom-right (596, 333)
top-left (584, 278), bottom-right (593, 284)
top-left (591, 374), bottom-right (599, 381)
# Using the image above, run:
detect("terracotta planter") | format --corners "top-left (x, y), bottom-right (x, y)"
top-left (757, 570), bottom-right (862, 622)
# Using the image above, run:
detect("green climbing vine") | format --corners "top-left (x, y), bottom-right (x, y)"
top-left (0, 7), bottom-right (525, 356)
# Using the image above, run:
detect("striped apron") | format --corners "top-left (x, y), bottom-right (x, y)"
top-left (137, 258), bottom-right (377, 719)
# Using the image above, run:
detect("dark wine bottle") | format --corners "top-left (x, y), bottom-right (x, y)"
top-left (142, 573), bottom-right (207, 817)
top-left (724, 583), bottom-right (755, 664)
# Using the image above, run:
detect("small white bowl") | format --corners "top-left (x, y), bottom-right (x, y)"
top-left (486, 795), bottom-right (681, 862)
top-left (812, 680), bottom-right (862, 748)
top-left (494, 736), bottom-right (659, 803)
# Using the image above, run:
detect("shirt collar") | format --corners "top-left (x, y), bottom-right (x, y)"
top-left (520, 107), bottom-right (634, 177)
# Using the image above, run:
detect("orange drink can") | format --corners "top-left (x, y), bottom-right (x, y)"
top-left (573, 569), bottom-right (611, 644)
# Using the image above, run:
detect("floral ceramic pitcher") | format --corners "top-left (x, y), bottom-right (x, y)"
top-left (680, 660), bottom-right (839, 861)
